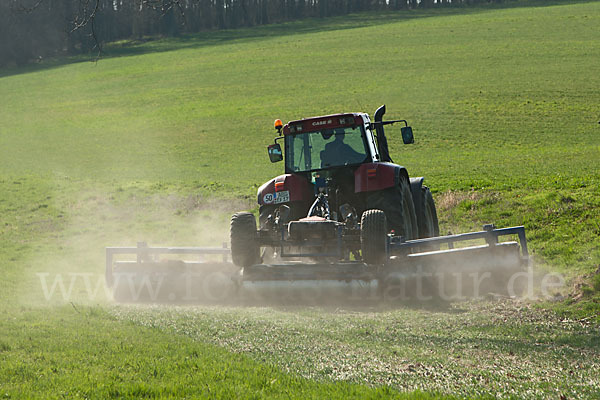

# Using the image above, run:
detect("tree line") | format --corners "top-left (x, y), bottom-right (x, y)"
top-left (1, 0), bottom-right (514, 67)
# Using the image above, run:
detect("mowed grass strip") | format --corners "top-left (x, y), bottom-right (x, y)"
top-left (113, 301), bottom-right (600, 399)
top-left (1, 305), bottom-right (445, 399)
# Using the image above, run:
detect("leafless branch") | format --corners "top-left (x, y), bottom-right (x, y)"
top-left (142, 0), bottom-right (186, 21)
top-left (70, 0), bottom-right (102, 57)
top-left (13, 0), bottom-right (45, 13)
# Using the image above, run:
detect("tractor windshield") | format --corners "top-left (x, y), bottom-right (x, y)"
top-left (285, 125), bottom-right (369, 172)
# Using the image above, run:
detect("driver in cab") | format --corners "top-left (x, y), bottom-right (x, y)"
top-left (320, 129), bottom-right (364, 168)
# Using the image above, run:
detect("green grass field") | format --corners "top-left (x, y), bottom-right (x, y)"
top-left (1, 0), bottom-right (599, 398)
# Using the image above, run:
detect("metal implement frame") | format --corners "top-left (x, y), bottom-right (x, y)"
top-left (105, 241), bottom-right (230, 288)
top-left (269, 223), bottom-right (528, 262)
top-left (106, 226), bottom-right (527, 288)
top-left (389, 225), bottom-right (528, 257)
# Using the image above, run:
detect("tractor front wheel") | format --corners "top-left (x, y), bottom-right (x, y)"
top-left (361, 209), bottom-right (388, 265)
top-left (230, 212), bottom-right (260, 268)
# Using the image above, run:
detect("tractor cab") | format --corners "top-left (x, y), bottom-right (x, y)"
top-left (267, 106), bottom-right (414, 173)
top-left (268, 113), bottom-right (377, 173)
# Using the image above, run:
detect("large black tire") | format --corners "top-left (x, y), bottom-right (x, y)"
top-left (361, 209), bottom-right (388, 265)
top-left (416, 186), bottom-right (439, 239)
top-left (367, 177), bottom-right (418, 240)
top-left (230, 212), bottom-right (260, 268)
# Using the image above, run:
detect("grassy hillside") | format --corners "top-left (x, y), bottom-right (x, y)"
top-left (1, 2), bottom-right (598, 190)
top-left (0, 1), bottom-right (599, 398)
top-left (1, 0), bottom-right (598, 272)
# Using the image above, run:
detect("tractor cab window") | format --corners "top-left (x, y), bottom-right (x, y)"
top-left (286, 125), bottom-right (368, 172)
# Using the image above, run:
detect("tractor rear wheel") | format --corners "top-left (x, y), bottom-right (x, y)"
top-left (230, 212), bottom-right (260, 268)
top-left (367, 177), bottom-right (418, 240)
top-left (361, 209), bottom-right (388, 265)
top-left (416, 186), bottom-right (439, 238)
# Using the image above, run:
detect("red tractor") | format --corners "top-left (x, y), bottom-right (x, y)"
top-left (231, 105), bottom-right (439, 268)
top-left (105, 106), bottom-right (528, 303)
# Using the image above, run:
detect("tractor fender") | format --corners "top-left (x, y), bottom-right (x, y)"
top-left (409, 177), bottom-right (425, 218)
top-left (354, 162), bottom-right (410, 193)
top-left (257, 174), bottom-right (312, 206)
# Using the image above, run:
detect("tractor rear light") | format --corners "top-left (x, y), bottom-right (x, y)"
top-left (367, 168), bottom-right (377, 179)
top-left (275, 181), bottom-right (285, 191)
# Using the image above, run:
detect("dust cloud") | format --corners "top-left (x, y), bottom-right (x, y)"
top-left (20, 185), bottom-right (563, 308)
top-left (19, 186), bottom-right (248, 306)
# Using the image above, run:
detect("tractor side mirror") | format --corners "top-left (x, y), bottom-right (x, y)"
top-left (267, 143), bottom-right (283, 163)
top-left (401, 126), bottom-right (414, 144)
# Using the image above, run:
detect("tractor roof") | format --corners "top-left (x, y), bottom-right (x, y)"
top-left (282, 113), bottom-right (367, 135)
